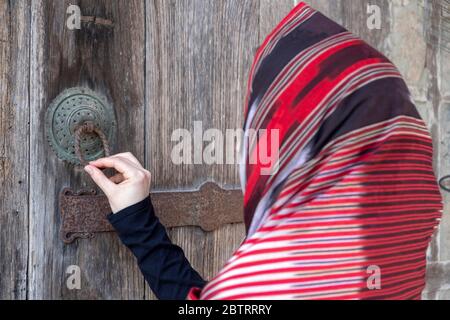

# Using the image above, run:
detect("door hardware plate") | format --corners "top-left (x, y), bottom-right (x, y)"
top-left (60, 188), bottom-right (114, 243)
top-left (60, 182), bottom-right (244, 244)
top-left (46, 87), bottom-right (116, 165)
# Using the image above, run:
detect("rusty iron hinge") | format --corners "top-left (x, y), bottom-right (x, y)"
top-left (60, 182), bottom-right (244, 244)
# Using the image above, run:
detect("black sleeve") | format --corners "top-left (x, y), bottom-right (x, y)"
top-left (107, 196), bottom-right (206, 300)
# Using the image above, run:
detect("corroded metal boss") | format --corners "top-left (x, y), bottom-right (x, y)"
top-left (45, 87), bottom-right (116, 165)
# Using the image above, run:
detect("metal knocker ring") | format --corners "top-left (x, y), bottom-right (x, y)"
top-left (439, 175), bottom-right (450, 193)
top-left (74, 121), bottom-right (111, 166)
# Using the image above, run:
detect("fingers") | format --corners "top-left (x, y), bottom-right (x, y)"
top-left (89, 157), bottom-right (140, 177)
top-left (110, 152), bottom-right (143, 168)
top-left (84, 165), bottom-right (115, 195)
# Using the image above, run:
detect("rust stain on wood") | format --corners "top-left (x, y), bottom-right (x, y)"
top-left (80, 16), bottom-right (114, 28)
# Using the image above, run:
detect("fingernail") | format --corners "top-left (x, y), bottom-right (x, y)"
top-left (84, 165), bottom-right (93, 174)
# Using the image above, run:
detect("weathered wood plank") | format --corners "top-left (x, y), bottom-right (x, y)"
top-left (259, 0), bottom-right (295, 42)
top-left (145, 0), bottom-right (266, 299)
top-left (307, 0), bottom-right (391, 52)
top-left (28, 0), bottom-right (146, 299)
top-left (340, 0), bottom-right (391, 51)
top-left (145, 0), bottom-right (259, 190)
top-left (0, 0), bottom-right (30, 300)
top-left (307, 0), bottom-right (343, 24)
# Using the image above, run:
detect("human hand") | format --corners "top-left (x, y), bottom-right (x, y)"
top-left (84, 152), bottom-right (151, 213)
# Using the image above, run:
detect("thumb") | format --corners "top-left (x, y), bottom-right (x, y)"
top-left (84, 165), bottom-right (115, 196)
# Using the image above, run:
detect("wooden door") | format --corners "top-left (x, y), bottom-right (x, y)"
top-left (0, 0), bottom-right (293, 300)
top-left (1, 0), bottom-right (448, 300)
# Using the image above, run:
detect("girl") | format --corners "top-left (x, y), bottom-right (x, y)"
top-left (84, 2), bottom-right (442, 300)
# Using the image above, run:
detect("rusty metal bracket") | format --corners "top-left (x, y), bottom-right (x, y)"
top-left (60, 188), bottom-right (114, 243)
top-left (60, 182), bottom-right (244, 244)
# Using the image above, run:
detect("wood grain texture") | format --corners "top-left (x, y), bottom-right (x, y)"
top-left (28, 0), bottom-right (146, 299)
top-left (144, 0), bottom-right (296, 299)
top-left (0, 0), bottom-right (30, 299)
top-left (146, 0), bottom-right (293, 298)
top-left (307, 0), bottom-right (343, 24)
top-left (259, 0), bottom-right (295, 42)
top-left (340, 0), bottom-right (391, 51)
top-left (307, 0), bottom-right (391, 52)
top-left (145, 0), bottom-right (259, 190)
top-left (144, 0), bottom-right (260, 299)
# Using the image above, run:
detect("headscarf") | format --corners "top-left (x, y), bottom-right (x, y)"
top-left (199, 2), bottom-right (442, 300)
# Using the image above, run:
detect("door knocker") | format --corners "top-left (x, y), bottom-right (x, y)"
top-left (46, 87), bottom-right (118, 243)
top-left (74, 120), bottom-right (111, 165)
top-left (45, 87), bottom-right (116, 166)
top-left (47, 88), bottom-right (243, 244)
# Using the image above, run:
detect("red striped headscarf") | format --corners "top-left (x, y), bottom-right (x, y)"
top-left (191, 2), bottom-right (443, 300)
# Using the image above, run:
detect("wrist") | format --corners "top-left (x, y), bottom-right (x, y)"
top-left (111, 195), bottom-right (150, 214)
